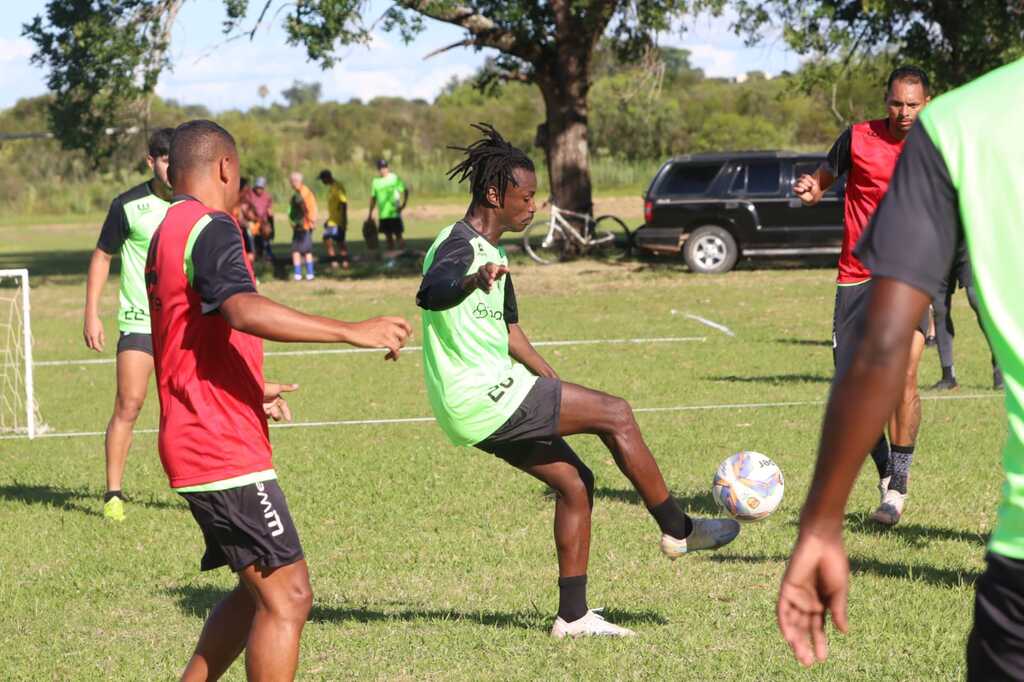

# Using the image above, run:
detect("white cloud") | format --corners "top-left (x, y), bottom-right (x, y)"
top-left (684, 43), bottom-right (740, 78)
top-left (0, 37), bottom-right (33, 62)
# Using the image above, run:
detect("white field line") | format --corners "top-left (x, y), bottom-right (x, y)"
top-left (684, 313), bottom-right (736, 337)
top-left (31, 336), bottom-right (707, 367)
top-left (0, 392), bottom-right (1002, 441)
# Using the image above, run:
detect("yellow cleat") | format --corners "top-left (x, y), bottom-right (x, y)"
top-left (103, 496), bottom-right (126, 522)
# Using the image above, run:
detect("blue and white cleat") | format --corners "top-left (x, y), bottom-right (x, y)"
top-left (660, 518), bottom-right (740, 560)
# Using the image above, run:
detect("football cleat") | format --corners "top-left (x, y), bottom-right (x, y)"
top-left (871, 488), bottom-right (907, 526)
top-left (660, 518), bottom-right (740, 559)
top-left (551, 609), bottom-right (635, 639)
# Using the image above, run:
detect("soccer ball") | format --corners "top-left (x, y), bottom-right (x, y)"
top-left (712, 451), bottom-right (785, 521)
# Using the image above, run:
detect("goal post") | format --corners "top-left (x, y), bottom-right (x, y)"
top-left (0, 268), bottom-right (39, 438)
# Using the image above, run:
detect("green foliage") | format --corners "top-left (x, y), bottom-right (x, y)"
top-left (730, 0), bottom-right (1024, 90)
top-left (281, 80), bottom-right (322, 108)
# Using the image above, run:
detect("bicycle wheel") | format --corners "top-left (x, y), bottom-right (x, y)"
top-left (523, 220), bottom-right (565, 265)
top-left (592, 215), bottom-right (633, 258)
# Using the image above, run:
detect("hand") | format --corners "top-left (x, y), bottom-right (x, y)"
top-left (469, 263), bottom-right (509, 294)
top-left (263, 382), bottom-right (298, 422)
top-left (347, 316), bottom-right (413, 361)
top-left (83, 315), bottom-right (105, 352)
top-left (793, 174), bottom-right (820, 205)
top-left (536, 361), bottom-right (559, 379)
top-left (777, 530), bottom-right (850, 667)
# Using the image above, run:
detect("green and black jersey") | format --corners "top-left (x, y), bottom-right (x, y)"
top-left (97, 181), bottom-right (170, 334)
top-left (416, 221), bottom-right (537, 446)
top-left (855, 58), bottom-right (1024, 559)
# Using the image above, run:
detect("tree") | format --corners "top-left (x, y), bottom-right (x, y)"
top-left (26, 1), bottom-right (718, 213)
top-left (281, 80), bottom-right (322, 108)
top-left (23, 0), bottom-right (183, 164)
top-left (730, 0), bottom-right (1024, 91)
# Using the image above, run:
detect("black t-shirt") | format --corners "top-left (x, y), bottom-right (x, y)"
top-left (416, 221), bottom-right (518, 324)
top-left (825, 128), bottom-right (853, 178)
top-left (189, 213), bottom-right (257, 314)
top-left (854, 122), bottom-right (962, 298)
top-left (96, 181), bottom-right (154, 254)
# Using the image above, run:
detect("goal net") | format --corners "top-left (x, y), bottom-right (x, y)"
top-left (0, 269), bottom-right (43, 438)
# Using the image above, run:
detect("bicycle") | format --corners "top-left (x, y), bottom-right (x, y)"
top-left (522, 202), bottom-right (632, 265)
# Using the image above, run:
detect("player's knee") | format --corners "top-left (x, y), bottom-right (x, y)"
top-left (114, 393), bottom-right (145, 422)
top-left (281, 577), bottom-right (313, 621)
top-left (606, 395), bottom-right (637, 433)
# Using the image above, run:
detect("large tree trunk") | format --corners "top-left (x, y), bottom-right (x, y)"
top-left (538, 81), bottom-right (593, 218)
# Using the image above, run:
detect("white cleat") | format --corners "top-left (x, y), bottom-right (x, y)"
top-left (871, 488), bottom-right (907, 526)
top-left (551, 609), bottom-right (635, 639)
top-left (878, 476), bottom-right (891, 507)
top-left (305, 273), bottom-right (315, 281)
top-left (293, 274), bottom-right (302, 281)
top-left (660, 518), bottom-right (741, 560)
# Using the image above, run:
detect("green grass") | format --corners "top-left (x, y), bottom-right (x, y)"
top-left (0, 215), bottom-right (1005, 680)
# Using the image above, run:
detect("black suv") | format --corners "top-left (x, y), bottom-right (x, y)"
top-left (633, 151), bottom-right (845, 273)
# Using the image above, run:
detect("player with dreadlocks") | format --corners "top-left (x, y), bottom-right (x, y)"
top-left (416, 123), bottom-right (740, 639)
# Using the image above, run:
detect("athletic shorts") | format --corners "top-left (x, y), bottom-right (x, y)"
top-left (291, 229), bottom-right (313, 255)
top-left (832, 281), bottom-right (929, 382)
top-left (474, 377), bottom-right (562, 464)
top-left (180, 479), bottom-right (304, 572)
top-left (323, 222), bottom-right (347, 243)
top-left (967, 552), bottom-right (1024, 680)
top-left (116, 331), bottom-right (153, 356)
top-left (379, 217), bottom-right (404, 236)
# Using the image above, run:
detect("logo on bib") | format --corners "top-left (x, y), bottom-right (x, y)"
top-left (472, 302), bottom-right (503, 321)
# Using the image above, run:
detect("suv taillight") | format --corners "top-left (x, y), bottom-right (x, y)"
top-left (644, 200), bottom-right (653, 224)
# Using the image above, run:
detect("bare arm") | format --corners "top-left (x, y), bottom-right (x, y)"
top-left (219, 292), bottom-right (411, 359)
top-left (83, 248), bottom-right (114, 352)
top-left (508, 323), bottom-right (557, 379)
top-left (400, 188), bottom-right (409, 212)
top-left (367, 196), bottom-right (376, 220)
top-left (793, 167), bottom-right (837, 207)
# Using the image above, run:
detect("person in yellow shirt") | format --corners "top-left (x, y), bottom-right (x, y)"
top-left (289, 171), bottom-right (318, 281)
top-left (318, 169), bottom-right (350, 270)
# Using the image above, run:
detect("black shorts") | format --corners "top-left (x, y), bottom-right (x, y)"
top-left (967, 552), bottom-right (1024, 680)
top-left (180, 479), bottom-right (304, 572)
top-left (323, 223), bottom-right (347, 243)
top-left (474, 378), bottom-right (562, 463)
top-left (379, 217), bottom-right (404, 236)
top-left (832, 281), bottom-right (929, 382)
top-left (291, 229), bottom-right (313, 255)
top-left (116, 331), bottom-right (153, 356)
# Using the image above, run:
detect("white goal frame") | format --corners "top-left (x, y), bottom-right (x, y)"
top-left (0, 268), bottom-right (36, 439)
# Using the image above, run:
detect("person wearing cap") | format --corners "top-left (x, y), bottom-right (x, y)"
top-left (368, 159), bottom-right (408, 250)
top-left (246, 176), bottom-right (275, 262)
top-left (318, 169), bottom-right (350, 270)
top-left (288, 171), bottom-right (318, 281)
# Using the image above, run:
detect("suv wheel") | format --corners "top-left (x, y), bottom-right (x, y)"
top-left (683, 225), bottom-right (738, 274)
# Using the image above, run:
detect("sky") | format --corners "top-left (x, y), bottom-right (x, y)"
top-left (0, 2), bottom-right (801, 112)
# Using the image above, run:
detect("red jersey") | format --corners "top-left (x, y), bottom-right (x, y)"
top-left (146, 198), bottom-right (271, 488)
top-left (835, 119), bottom-right (906, 283)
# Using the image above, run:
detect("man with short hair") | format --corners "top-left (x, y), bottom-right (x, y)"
top-left (776, 58), bottom-right (1024, 680)
top-left (288, 172), bottom-right (317, 281)
top-left (233, 177), bottom-right (255, 266)
top-left (417, 124), bottom-right (739, 639)
top-left (318, 169), bottom-right (350, 270)
top-left (148, 119), bottom-right (411, 681)
top-left (246, 176), bottom-right (275, 262)
top-left (83, 127), bottom-right (174, 521)
top-left (368, 159), bottom-right (408, 251)
top-left (793, 66), bottom-right (932, 526)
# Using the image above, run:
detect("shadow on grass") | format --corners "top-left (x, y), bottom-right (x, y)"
top-left (707, 373), bottom-right (831, 384)
top-left (167, 585), bottom-right (667, 629)
top-left (707, 552), bottom-right (980, 589)
top-left (844, 512), bottom-right (989, 547)
top-left (590, 486), bottom-right (721, 516)
top-left (776, 338), bottom-right (832, 348)
top-left (0, 483), bottom-right (182, 516)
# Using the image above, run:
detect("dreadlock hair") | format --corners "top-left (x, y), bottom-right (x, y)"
top-left (447, 123), bottom-right (535, 208)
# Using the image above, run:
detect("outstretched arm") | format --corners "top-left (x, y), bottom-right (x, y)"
top-left (220, 293), bottom-right (410, 359)
top-left (508, 323), bottom-right (557, 379)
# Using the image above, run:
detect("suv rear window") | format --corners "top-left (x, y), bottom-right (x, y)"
top-left (657, 163), bottom-right (722, 196)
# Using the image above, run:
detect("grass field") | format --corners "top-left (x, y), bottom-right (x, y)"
top-left (0, 209), bottom-right (1005, 680)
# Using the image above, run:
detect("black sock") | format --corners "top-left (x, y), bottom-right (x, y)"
top-left (870, 435), bottom-right (890, 481)
top-left (648, 496), bottom-right (693, 539)
top-left (104, 490), bottom-right (124, 503)
top-left (557, 575), bottom-right (588, 622)
top-left (941, 365), bottom-right (955, 381)
top-left (889, 445), bottom-right (914, 494)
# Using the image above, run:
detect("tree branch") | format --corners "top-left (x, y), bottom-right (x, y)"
top-left (396, 1), bottom-right (543, 62)
top-left (423, 38), bottom-right (473, 60)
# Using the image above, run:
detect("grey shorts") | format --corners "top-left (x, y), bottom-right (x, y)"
top-left (291, 229), bottom-right (313, 255)
top-left (474, 377), bottom-right (562, 463)
top-left (117, 331), bottom-right (153, 356)
top-left (832, 281), bottom-right (929, 382)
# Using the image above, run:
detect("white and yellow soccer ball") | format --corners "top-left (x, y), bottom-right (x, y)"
top-left (712, 451), bottom-right (785, 521)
